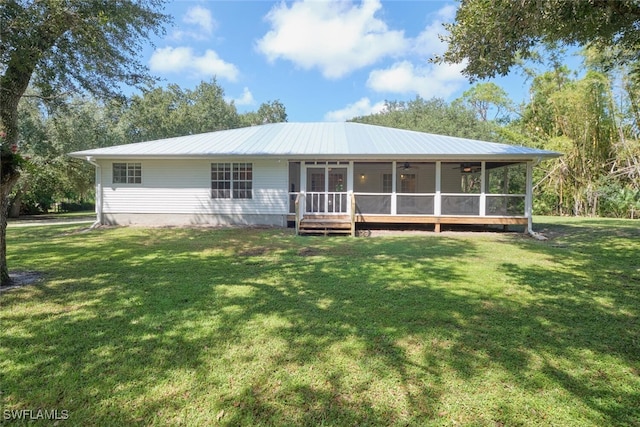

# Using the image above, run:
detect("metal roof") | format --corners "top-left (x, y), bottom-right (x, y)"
top-left (69, 122), bottom-right (561, 160)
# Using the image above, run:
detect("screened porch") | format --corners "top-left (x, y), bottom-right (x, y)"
top-left (288, 160), bottom-right (531, 221)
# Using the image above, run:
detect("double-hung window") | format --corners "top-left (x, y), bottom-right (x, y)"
top-left (211, 162), bottom-right (253, 199)
top-left (113, 162), bottom-right (142, 184)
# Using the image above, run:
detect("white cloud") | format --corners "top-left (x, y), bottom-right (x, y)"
top-left (256, 0), bottom-right (407, 79)
top-left (412, 4), bottom-right (456, 57)
top-left (367, 60), bottom-right (466, 99)
top-left (184, 6), bottom-right (215, 35)
top-left (228, 87), bottom-right (256, 106)
top-left (171, 6), bottom-right (216, 40)
top-left (324, 97), bottom-right (386, 121)
top-left (149, 47), bottom-right (239, 82)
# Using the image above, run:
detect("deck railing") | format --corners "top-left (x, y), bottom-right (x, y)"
top-left (305, 192), bottom-right (348, 214)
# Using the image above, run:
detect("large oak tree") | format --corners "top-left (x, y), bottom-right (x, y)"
top-left (0, 0), bottom-right (170, 285)
top-left (439, 0), bottom-right (640, 80)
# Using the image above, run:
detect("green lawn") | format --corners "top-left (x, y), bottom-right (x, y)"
top-left (1, 218), bottom-right (639, 426)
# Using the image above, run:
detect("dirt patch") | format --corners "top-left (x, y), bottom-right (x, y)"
top-left (238, 247), bottom-right (268, 257)
top-left (1, 271), bottom-right (43, 293)
top-left (298, 247), bottom-right (320, 256)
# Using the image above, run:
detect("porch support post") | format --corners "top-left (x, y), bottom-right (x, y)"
top-left (300, 161), bottom-right (307, 220)
top-left (525, 160), bottom-right (534, 232)
top-left (435, 161), bottom-right (441, 216)
top-left (347, 161), bottom-right (354, 215)
top-left (391, 161), bottom-right (397, 215)
top-left (480, 161), bottom-right (486, 217)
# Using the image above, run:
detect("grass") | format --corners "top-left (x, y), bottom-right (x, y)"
top-left (1, 217), bottom-right (639, 426)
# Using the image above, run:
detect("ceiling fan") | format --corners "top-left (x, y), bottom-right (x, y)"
top-left (453, 163), bottom-right (481, 173)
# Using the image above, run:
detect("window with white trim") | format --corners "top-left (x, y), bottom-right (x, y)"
top-left (113, 162), bottom-right (141, 184)
top-left (211, 162), bottom-right (253, 199)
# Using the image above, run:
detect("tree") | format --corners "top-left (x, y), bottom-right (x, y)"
top-left (520, 69), bottom-right (618, 216)
top-left (241, 100), bottom-right (288, 126)
top-left (438, 0), bottom-right (640, 80)
top-left (121, 80), bottom-right (243, 143)
top-left (0, 1), bottom-right (170, 286)
top-left (458, 83), bottom-right (513, 123)
top-left (350, 96), bottom-right (497, 141)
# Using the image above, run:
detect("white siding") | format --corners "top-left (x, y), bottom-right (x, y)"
top-left (99, 159), bottom-right (288, 215)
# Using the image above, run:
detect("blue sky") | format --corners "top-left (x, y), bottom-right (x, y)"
top-left (141, 0), bottom-right (535, 122)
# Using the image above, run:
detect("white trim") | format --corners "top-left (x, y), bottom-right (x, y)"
top-left (526, 161), bottom-right (534, 230)
top-left (480, 161), bottom-right (486, 217)
top-left (435, 161), bottom-right (442, 216)
top-left (391, 161), bottom-right (397, 215)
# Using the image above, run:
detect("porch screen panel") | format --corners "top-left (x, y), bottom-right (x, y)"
top-left (354, 162), bottom-right (392, 193)
top-left (484, 162), bottom-right (526, 216)
top-left (288, 162), bottom-right (300, 213)
top-left (397, 162), bottom-right (435, 193)
top-left (485, 162), bottom-right (526, 194)
top-left (486, 196), bottom-right (525, 216)
top-left (354, 195), bottom-right (391, 214)
top-left (397, 195), bottom-right (434, 215)
top-left (441, 162), bottom-right (481, 194)
top-left (441, 195), bottom-right (480, 215)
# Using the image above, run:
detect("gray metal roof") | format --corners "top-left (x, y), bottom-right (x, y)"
top-left (69, 122), bottom-right (560, 160)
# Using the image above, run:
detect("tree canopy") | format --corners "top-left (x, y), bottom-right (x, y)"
top-left (349, 96), bottom-right (497, 141)
top-left (438, 0), bottom-right (640, 80)
top-left (0, 0), bottom-right (171, 285)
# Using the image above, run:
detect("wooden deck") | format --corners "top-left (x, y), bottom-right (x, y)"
top-left (289, 214), bottom-right (528, 234)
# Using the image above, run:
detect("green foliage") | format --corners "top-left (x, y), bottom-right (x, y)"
top-left (458, 82), bottom-right (514, 123)
top-left (597, 182), bottom-right (640, 219)
top-left (350, 96), bottom-right (498, 141)
top-left (520, 68), bottom-right (632, 216)
top-left (0, 0), bottom-right (171, 284)
top-left (121, 80), bottom-right (242, 143)
top-left (9, 80), bottom-right (289, 216)
top-left (439, 0), bottom-right (640, 80)
top-left (241, 100), bottom-right (288, 126)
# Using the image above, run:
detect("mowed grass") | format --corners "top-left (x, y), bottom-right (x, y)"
top-left (1, 218), bottom-right (639, 426)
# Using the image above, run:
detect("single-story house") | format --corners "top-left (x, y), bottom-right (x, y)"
top-left (70, 122), bottom-right (560, 235)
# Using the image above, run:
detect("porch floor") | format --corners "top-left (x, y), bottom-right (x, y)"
top-left (289, 214), bottom-right (528, 234)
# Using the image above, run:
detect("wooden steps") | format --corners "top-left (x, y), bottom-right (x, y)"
top-left (298, 215), bottom-right (353, 235)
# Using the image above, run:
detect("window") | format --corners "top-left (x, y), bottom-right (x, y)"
top-left (211, 163), bottom-right (231, 198)
top-left (113, 163), bottom-right (141, 184)
top-left (233, 163), bottom-right (253, 199)
top-left (211, 162), bottom-right (253, 199)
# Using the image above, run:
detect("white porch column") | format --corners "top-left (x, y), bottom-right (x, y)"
top-left (391, 161), bottom-right (397, 215)
top-left (480, 161), bottom-right (486, 217)
top-left (347, 161), bottom-right (354, 215)
top-left (435, 161), bottom-right (441, 216)
top-left (525, 160), bottom-right (534, 231)
top-left (300, 162), bottom-right (307, 219)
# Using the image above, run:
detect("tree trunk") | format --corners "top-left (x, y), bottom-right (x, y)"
top-left (9, 191), bottom-right (22, 218)
top-left (0, 166), bottom-right (20, 286)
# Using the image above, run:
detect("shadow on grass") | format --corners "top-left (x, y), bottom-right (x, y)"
top-left (1, 223), bottom-right (639, 425)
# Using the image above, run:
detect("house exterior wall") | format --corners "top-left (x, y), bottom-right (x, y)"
top-left (97, 158), bottom-right (289, 226)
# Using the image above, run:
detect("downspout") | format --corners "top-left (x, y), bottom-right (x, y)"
top-left (85, 156), bottom-right (103, 228)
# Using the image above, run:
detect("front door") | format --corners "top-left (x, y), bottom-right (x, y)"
top-left (305, 166), bottom-right (348, 214)
top-left (328, 167), bottom-right (347, 213)
top-left (306, 167), bottom-right (326, 213)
